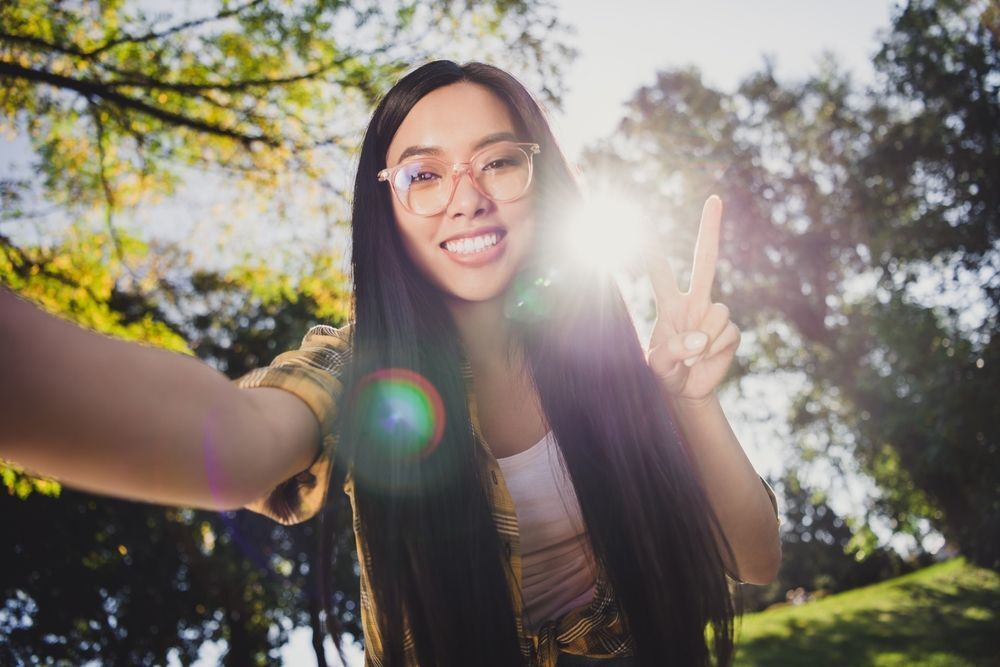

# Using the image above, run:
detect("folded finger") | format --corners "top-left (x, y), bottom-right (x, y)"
top-left (679, 303), bottom-right (730, 366)
top-left (651, 329), bottom-right (710, 371)
top-left (698, 302), bottom-right (731, 344)
top-left (702, 321), bottom-right (741, 360)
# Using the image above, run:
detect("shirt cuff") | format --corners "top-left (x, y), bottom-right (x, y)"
top-left (231, 324), bottom-right (351, 524)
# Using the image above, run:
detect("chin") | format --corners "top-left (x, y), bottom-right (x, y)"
top-left (438, 278), bottom-right (511, 305)
top-left (424, 252), bottom-right (524, 306)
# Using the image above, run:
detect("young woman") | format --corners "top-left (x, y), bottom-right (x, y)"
top-left (1, 61), bottom-right (781, 666)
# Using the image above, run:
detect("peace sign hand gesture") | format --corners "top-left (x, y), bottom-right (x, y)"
top-left (645, 196), bottom-right (740, 406)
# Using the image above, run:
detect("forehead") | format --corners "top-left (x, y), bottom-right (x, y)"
top-left (386, 82), bottom-right (518, 165)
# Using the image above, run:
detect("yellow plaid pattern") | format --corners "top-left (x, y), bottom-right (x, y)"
top-left (233, 324), bottom-right (781, 666)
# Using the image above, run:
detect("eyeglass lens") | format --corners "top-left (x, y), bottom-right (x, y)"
top-left (391, 144), bottom-right (532, 215)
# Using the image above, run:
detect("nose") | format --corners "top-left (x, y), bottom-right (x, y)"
top-left (446, 167), bottom-right (491, 220)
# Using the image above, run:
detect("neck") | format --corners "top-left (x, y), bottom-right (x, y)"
top-left (446, 296), bottom-right (518, 371)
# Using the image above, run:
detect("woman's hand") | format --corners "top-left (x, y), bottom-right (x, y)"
top-left (644, 195), bottom-right (740, 406)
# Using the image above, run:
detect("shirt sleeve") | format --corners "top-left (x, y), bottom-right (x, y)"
top-left (761, 475), bottom-right (780, 525)
top-left (231, 323), bottom-right (352, 525)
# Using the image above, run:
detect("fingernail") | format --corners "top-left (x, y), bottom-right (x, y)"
top-left (684, 332), bottom-right (708, 350)
top-left (683, 355), bottom-right (701, 367)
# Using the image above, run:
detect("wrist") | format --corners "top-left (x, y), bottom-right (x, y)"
top-left (663, 388), bottom-right (718, 413)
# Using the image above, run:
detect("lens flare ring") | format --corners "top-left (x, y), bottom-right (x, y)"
top-left (352, 367), bottom-right (446, 461)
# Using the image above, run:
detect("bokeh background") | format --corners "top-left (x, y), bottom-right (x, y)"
top-left (1, 1), bottom-right (997, 665)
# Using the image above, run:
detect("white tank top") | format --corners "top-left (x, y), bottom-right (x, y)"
top-left (497, 431), bottom-right (598, 632)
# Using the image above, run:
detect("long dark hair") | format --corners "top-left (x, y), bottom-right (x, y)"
top-left (320, 60), bottom-right (741, 667)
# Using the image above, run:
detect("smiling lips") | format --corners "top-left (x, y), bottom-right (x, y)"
top-left (442, 231), bottom-right (501, 254)
top-left (439, 229), bottom-right (507, 265)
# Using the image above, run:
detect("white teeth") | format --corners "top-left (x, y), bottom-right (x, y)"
top-left (444, 233), bottom-right (500, 255)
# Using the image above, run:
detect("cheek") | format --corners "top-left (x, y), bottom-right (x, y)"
top-left (394, 210), bottom-right (441, 265)
top-left (507, 198), bottom-right (538, 241)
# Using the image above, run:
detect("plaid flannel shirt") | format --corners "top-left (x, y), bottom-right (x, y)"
top-left (233, 324), bottom-right (780, 667)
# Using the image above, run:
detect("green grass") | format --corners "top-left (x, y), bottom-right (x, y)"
top-left (733, 558), bottom-right (1000, 666)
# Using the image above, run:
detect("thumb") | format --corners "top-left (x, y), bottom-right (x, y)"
top-left (676, 330), bottom-right (708, 360)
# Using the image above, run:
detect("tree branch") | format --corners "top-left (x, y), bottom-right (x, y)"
top-left (0, 31), bottom-right (90, 58)
top-left (1, 26), bottom-right (388, 95)
top-left (0, 60), bottom-right (279, 147)
top-left (89, 103), bottom-right (128, 270)
top-left (0, 234), bottom-right (105, 305)
top-left (85, 0), bottom-right (267, 56)
top-left (102, 57), bottom-right (351, 93)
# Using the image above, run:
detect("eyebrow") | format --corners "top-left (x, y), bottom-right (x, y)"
top-left (395, 131), bottom-right (520, 163)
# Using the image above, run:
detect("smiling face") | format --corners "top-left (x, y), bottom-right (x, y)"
top-left (384, 82), bottom-right (537, 304)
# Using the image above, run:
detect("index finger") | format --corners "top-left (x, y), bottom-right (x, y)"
top-left (688, 195), bottom-right (722, 306)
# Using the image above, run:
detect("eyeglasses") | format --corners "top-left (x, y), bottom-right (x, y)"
top-left (377, 141), bottom-right (540, 216)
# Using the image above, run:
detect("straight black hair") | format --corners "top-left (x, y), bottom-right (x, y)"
top-left (319, 60), bottom-right (742, 666)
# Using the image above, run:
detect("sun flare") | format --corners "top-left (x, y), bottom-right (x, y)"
top-left (567, 189), bottom-right (650, 274)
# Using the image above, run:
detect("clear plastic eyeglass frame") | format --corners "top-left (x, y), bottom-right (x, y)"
top-left (377, 141), bottom-right (541, 216)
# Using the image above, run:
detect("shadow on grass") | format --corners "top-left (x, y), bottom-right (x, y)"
top-left (734, 575), bottom-right (1000, 666)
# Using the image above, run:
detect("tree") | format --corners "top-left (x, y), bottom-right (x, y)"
top-left (1, 1), bottom-right (573, 663)
top-left (739, 471), bottom-right (911, 613)
top-left (585, 0), bottom-right (998, 572)
top-left (1, 0), bottom-right (572, 226)
top-left (0, 227), bottom-right (358, 666)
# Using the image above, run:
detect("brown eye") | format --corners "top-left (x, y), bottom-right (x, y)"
top-left (483, 157), bottom-right (518, 171)
top-left (396, 161), bottom-right (445, 189)
top-left (478, 146), bottom-right (526, 172)
top-left (411, 171), bottom-right (438, 183)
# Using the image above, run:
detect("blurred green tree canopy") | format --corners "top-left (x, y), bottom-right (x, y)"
top-left (0, 227), bottom-right (361, 665)
top-left (739, 469), bottom-right (915, 614)
top-left (0, 1), bottom-right (573, 664)
top-left (0, 0), bottom-right (571, 215)
top-left (586, 0), bottom-right (998, 571)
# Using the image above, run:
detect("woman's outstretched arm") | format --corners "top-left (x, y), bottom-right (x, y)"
top-left (0, 287), bottom-right (321, 511)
